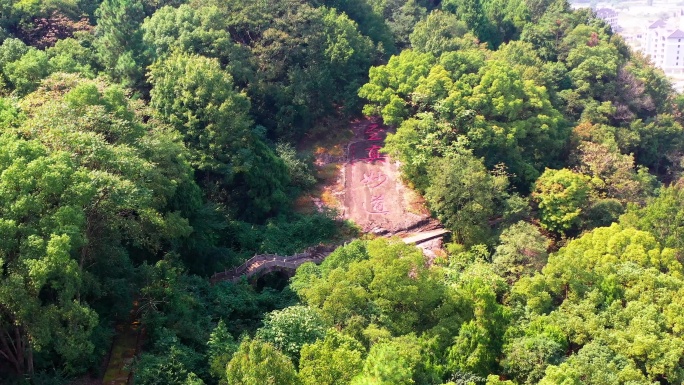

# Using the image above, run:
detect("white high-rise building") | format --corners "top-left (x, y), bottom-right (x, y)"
top-left (596, 8), bottom-right (619, 31)
top-left (642, 20), bottom-right (684, 74)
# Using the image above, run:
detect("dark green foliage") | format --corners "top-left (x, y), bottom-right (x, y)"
top-left (0, 74), bottom-right (196, 377)
top-left (208, 282), bottom-right (298, 337)
top-left (442, 0), bottom-right (496, 46)
top-left (276, 143), bottom-right (317, 192)
top-left (94, 0), bottom-right (146, 87)
top-left (149, 52), bottom-right (290, 222)
top-left (141, 4), bottom-right (252, 84)
top-left (134, 331), bottom-right (207, 385)
top-left (492, 221), bottom-right (549, 283)
top-left (310, 0), bottom-right (397, 55)
top-left (228, 212), bottom-right (341, 257)
top-left (410, 10), bottom-right (474, 56)
top-left (620, 185), bottom-right (684, 251)
top-left (207, 320), bottom-right (237, 380)
top-left (144, 0), bottom-right (375, 140)
top-left (363, 48), bottom-right (568, 190)
top-left (3, 0), bottom-right (684, 383)
top-left (425, 154), bottom-right (508, 246)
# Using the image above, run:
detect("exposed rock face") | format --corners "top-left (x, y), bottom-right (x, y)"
top-left (342, 118), bottom-right (439, 235)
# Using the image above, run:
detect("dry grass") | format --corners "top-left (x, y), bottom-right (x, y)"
top-left (299, 115), bottom-right (354, 154)
top-left (292, 195), bottom-right (316, 215)
top-left (404, 188), bottom-right (430, 216)
top-left (320, 189), bottom-right (339, 207)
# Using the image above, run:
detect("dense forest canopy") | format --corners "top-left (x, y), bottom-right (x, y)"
top-left (2, 0), bottom-right (684, 384)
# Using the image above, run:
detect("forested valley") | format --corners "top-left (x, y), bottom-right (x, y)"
top-left (1, 0), bottom-right (684, 383)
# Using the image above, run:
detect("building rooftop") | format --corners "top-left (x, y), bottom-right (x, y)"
top-left (650, 19), bottom-right (667, 29)
top-left (669, 29), bottom-right (684, 39)
top-left (596, 8), bottom-right (618, 18)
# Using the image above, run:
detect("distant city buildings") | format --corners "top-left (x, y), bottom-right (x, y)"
top-left (643, 20), bottom-right (684, 74)
top-left (596, 8), bottom-right (619, 31)
top-left (584, 4), bottom-right (684, 75)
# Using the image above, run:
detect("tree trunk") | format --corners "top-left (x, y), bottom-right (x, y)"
top-left (0, 322), bottom-right (31, 377)
top-left (0, 326), bottom-right (23, 375)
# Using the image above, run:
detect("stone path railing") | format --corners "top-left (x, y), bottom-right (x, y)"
top-left (209, 244), bottom-right (336, 284)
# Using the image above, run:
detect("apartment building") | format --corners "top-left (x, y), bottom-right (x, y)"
top-left (643, 20), bottom-right (684, 74)
top-left (596, 8), bottom-right (619, 31)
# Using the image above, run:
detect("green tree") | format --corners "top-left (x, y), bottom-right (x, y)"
top-left (620, 185), bottom-right (684, 251)
top-left (410, 10), bottom-right (474, 56)
top-left (386, 0), bottom-right (426, 48)
top-left (207, 320), bottom-right (237, 380)
top-left (533, 168), bottom-right (591, 234)
top-left (134, 332), bottom-right (206, 385)
top-left (256, 305), bottom-right (328, 364)
top-left (46, 37), bottom-right (96, 77)
top-left (629, 115), bottom-right (684, 175)
top-left (294, 239), bottom-right (445, 337)
top-left (577, 141), bottom-right (654, 205)
top-left (358, 49), bottom-right (436, 125)
top-left (501, 335), bottom-right (564, 384)
top-left (309, 0), bottom-right (396, 55)
top-left (141, 4), bottom-right (252, 84)
top-left (149, 52), bottom-right (289, 221)
top-left (492, 221), bottom-right (549, 283)
top-left (539, 341), bottom-right (650, 385)
top-left (225, 338), bottom-right (300, 385)
top-left (179, 0), bottom-right (374, 138)
top-left (442, 0), bottom-right (497, 47)
top-left (0, 74), bottom-right (196, 377)
top-left (94, 0), bottom-right (146, 87)
top-left (509, 224), bottom-right (684, 382)
top-left (350, 342), bottom-right (414, 385)
top-left (447, 264), bottom-right (509, 377)
top-left (424, 153), bottom-right (508, 246)
top-left (3, 48), bottom-right (49, 95)
top-left (149, 53), bottom-right (252, 174)
top-left (361, 51), bottom-right (567, 189)
top-left (298, 330), bottom-right (364, 385)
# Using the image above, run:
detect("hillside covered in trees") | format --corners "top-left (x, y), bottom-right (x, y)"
top-left (2, 0), bottom-right (684, 384)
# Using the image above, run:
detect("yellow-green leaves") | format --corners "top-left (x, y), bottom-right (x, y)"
top-left (533, 168), bottom-right (591, 234)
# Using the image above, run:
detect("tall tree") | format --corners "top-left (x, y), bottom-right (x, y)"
top-left (298, 330), bottom-right (365, 385)
top-left (149, 53), bottom-right (290, 222)
top-left (94, 0), bottom-right (146, 87)
top-left (0, 74), bottom-right (196, 377)
top-left (533, 168), bottom-right (591, 234)
top-left (225, 338), bottom-right (300, 385)
top-left (424, 153), bottom-right (508, 246)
